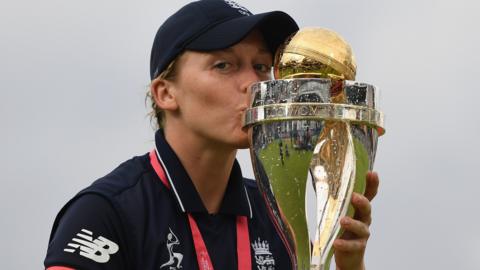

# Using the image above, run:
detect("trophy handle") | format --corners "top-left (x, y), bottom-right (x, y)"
top-left (310, 121), bottom-right (357, 270)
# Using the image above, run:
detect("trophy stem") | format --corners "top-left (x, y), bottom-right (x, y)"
top-left (310, 121), bottom-right (356, 270)
top-left (318, 249), bottom-right (334, 270)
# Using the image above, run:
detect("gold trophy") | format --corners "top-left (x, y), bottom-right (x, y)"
top-left (244, 28), bottom-right (385, 269)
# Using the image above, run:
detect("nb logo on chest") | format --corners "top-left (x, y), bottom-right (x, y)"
top-left (63, 228), bottom-right (119, 263)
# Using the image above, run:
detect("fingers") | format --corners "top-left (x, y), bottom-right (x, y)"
top-left (331, 173), bottom-right (378, 266)
top-left (341, 217), bottom-right (370, 239)
top-left (364, 171), bottom-right (379, 201)
top-left (351, 193), bottom-right (372, 225)
top-left (333, 237), bottom-right (368, 252)
top-left (335, 217), bottom-right (370, 252)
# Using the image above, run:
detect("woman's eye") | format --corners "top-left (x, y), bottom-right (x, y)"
top-left (213, 61), bottom-right (231, 70)
top-left (254, 63), bottom-right (270, 73)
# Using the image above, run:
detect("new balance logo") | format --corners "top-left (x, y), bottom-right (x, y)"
top-left (64, 228), bottom-right (119, 263)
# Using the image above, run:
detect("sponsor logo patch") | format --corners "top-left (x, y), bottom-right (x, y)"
top-left (64, 228), bottom-right (119, 263)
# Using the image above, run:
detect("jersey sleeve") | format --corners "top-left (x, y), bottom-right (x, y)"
top-left (44, 194), bottom-right (129, 270)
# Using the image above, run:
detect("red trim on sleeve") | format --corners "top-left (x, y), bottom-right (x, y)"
top-left (46, 267), bottom-right (75, 270)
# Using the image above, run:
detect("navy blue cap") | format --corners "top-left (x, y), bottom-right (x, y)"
top-left (150, 0), bottom-right (299, 80)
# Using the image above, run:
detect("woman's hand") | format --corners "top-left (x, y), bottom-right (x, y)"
top-left (333, 171), bottom-right (380, 270)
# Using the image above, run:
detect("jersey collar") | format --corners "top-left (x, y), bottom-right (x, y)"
top-left (154, 130), bottom-right (253, 218)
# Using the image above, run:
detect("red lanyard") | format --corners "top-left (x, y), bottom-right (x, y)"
top-left (149, 150), bottom-right (252, 270)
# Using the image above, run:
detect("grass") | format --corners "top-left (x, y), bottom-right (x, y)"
top-left (257, 138), bottom-right (313, 269)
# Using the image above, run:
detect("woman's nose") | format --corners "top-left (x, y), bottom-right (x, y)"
top-left (239, 67), bottom-right (263, 93)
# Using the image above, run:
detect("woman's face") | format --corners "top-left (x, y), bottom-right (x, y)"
top-left (168, 30), bottom-right (272, 150)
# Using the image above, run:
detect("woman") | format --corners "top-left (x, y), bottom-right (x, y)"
top-left (44, 1), bottom-right (379, 269)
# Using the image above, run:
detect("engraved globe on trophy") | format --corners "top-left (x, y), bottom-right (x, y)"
top-left (244, 28), bottom-right (385, 270)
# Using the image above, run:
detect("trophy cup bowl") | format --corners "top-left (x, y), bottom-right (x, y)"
top-left (244, 28), bottom-right (385, 270)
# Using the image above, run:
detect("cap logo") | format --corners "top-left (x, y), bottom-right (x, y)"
top-left (223, 0), bottom-right (252, 16)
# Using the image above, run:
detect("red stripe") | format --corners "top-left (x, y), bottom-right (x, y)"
top-left (46, 267), bottom-right (75, 270)
top-left (236, 216), bottom-right (251, 270)
top-left (149, 150), bottom-right (170, 189)
top-left (188, 215), bottom-right (215, 270)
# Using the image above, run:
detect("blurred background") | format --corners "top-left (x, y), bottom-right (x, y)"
top-left (1, 0), bottom-right (479, 269)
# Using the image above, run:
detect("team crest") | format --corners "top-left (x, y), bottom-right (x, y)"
top-left (252, 237), bottom-right (275, 270)
top-left (160, 228), bottom-right (184, 269)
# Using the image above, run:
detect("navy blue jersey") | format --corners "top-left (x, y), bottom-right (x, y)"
top-left (44, 131), bottom-right (291, 269)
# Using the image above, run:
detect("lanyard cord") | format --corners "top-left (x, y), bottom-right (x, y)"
top-left (149, 150), bottom-right (252, 270)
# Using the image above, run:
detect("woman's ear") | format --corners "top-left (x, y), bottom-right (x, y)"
top-left (150, 78), bottom-right (178, 111)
